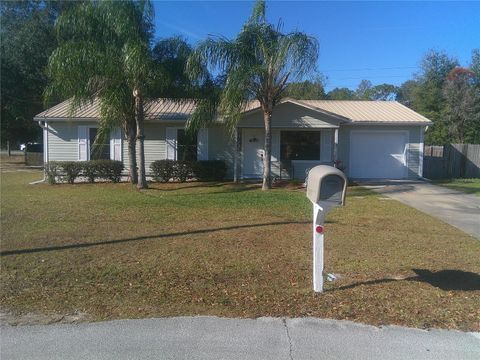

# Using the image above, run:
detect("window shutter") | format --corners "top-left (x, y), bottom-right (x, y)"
top-left (78, 126), bottom-right (88, 161)
top-left (197, 128), bottom-right (208, 160)
top-left (320, 130), bottom-right (333, 162)
top-left (110, 128), bottom-right (122, 161)
top-left (166, 127), bottom-right (177, 160)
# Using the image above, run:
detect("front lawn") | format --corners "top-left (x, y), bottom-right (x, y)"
top-left (1, 168), bottom-right (479, 330)
top-left (434, 178), bottom-right (480, 196)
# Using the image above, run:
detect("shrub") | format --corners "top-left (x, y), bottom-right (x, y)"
top-left (192, 160), bottom-right (227, 181)
top-left (45, 161), bottom-right (60, 184)
top-left (94, 160), bottom-right (124, 183)
top-left (150, 160), bottom-right (227, 183)
top-left (150, 160), bottom-right (175, 182)
top-left (60, 161), bottom-right (83, 184)
top-left (174, 161), bottom-right (192, 182)
top-left (83, 161), bottom-right (97, 183)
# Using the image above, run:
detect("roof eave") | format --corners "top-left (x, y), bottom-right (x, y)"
top-left (34, 116), bottom-right (190, 122)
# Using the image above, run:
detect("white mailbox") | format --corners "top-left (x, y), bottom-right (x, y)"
top-left (306, 165), bottom-right (347, 293)
top-left (306, 165), bottom-right (347, 209)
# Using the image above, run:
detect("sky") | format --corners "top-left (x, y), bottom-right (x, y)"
top-left (153, 1), bottom-right (480, 91)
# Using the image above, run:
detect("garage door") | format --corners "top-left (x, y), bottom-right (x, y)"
top-left (350, 131), bottom-right (408, 179)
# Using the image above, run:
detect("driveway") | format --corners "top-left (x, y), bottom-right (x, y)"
top-left (1, 317), bottom-right (479, 360)
top-left (363, 181), bottom-right (480, 239)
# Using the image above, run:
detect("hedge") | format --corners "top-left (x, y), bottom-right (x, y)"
top-left (150, 159), bottom-right (175, 182)
top-left (191, 161), bottom-right (227, 181)
top-left (45, 160), bottom-right (124, 184)
top-left (45, 159), bottom-right (226, 184)
top-left (150, 160), bottom-right (227, 182)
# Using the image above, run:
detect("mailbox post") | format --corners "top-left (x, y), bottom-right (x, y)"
top-left (306, 165), bottom-right (347, 293)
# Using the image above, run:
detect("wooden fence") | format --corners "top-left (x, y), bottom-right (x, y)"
top-left (423, 144), bottom-right (480, 179)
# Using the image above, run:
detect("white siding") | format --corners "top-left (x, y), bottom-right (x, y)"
top-left (239, 102), bottom-right (341, 129)
top-left (208, 125), bottom-right (235, 178)
top-left (47, 121), bottom-right (94, 161)
top-left (197, 128), bottom-right (209, 160)
top-left (123, 123), bottom-right (167, 174)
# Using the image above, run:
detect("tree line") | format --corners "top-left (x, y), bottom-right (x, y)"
top-left (1, 0), bottom-right (479, 190)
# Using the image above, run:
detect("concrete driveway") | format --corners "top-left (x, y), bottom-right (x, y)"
top-left (1, 317), bottom-right (479, 360)
top-left (362, 181), bottom-right (480, 239)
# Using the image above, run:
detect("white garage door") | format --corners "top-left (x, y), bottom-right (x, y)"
top-left (350, 131), bottom-right (408, 179)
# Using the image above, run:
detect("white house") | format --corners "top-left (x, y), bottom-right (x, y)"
top-left (34, 98), bottom-right (432, 180)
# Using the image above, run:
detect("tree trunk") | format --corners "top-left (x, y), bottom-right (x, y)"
top-left (125, 118), bottom-right (138, 184)
top-left (7, 140), bottom-right (11, 157)
top-left (134, 90), bottom-right (148, 189)
top-left (262, 110), bottom-right (272, 190)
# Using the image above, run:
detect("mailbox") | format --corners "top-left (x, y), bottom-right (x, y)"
top-left (305, 165), bottom-right (347, 293)
top-left (306, 165), bottom-right (347, 209)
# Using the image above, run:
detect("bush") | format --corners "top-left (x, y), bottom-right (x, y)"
top-left (61, 161), bottom-right (83, 184)
top-left (83, 161), bottom-right (97, 183)
top-left (94, 160), bottom-right (123, 183)
top-left (150, 160), bottom-right (227, 183)
top-left (174, 161), bottom-right (192, 182)
top-left (45, 161), bottom-right (60, 185)
top-left (192, 161), bottom-right (227, 181)
top-left (150, 160), bottom-right (175, 182)
top-left (45, 160), bottom-right (123, 184)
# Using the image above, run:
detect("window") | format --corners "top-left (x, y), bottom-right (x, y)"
top-left (280, 131), bottom-right (320, 161)
top-left (89, 128), bottom-right (110, 160)
top-left (177, 129), bottom-right (197, 161)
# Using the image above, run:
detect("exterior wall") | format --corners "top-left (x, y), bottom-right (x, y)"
top-left (239, 102), bottom-right (341, 129)
top-left (44, 119), bottom-right (425, 180)
top-left (47, 121), bottom-right (168, 174)
top-left (337, 124), bottom-right (423, 179)
top-left (240, 127), bottom-right (335, 180)
top-left (207, 125), bottom-right (235, 178)
top-left (46, 121), bottom-right (96, 162)
top-left (122, 122), bottom-right (167, 174)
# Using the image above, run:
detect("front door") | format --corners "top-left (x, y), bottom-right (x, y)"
top-left (242, 128), bottom-right (265, 178)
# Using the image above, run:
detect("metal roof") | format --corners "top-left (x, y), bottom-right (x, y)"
top-left (34, 98), bottom-right (197, 121)
top-left (34, 98), bottom-right (432, 124)
top-left (297, 100), bottom-right (432, 124)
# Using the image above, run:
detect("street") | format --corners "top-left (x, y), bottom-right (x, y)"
top-left (1, 316), bottom-right (479, 360)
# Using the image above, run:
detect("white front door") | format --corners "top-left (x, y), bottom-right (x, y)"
top-left (242, 128), bottom-right (265, 178)
top-left (349, 130), bottom-right (408, 179)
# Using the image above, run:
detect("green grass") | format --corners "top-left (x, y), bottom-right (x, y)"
top-left (434, 178), bottom-right (480, 196)
top-left (1, 166), bottom-right (479, 331)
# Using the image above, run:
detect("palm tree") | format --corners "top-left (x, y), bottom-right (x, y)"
top-left (46, 0), bottom-right (155, 188)
top-left (187, 0), bottom-right (318, 190)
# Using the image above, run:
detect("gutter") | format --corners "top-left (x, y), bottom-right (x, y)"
top-left (30, 120), bottom-right (48, 184)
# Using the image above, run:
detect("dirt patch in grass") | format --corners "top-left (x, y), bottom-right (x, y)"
top-left (1, 171), bottom-right (479, 330)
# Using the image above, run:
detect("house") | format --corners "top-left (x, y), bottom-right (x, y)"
top-left (34, 98), bottom-right (432, 180)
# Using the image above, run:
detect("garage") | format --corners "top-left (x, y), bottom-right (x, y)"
top-left (349, 130), bottom-right (409, 179)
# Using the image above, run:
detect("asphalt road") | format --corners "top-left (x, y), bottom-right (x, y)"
top-left (1, 317), bottom-right (479, 360)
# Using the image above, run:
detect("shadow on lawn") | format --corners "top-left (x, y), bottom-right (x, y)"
top-left (0, 220), bottom-right (309, 257)
top-left (147, 182), bottom-right (229, 191)
top-left (327, 269), bottom-right (480, 292)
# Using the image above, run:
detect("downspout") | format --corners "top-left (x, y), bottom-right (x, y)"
top-left (29, 120), bottom-right (48, 184)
